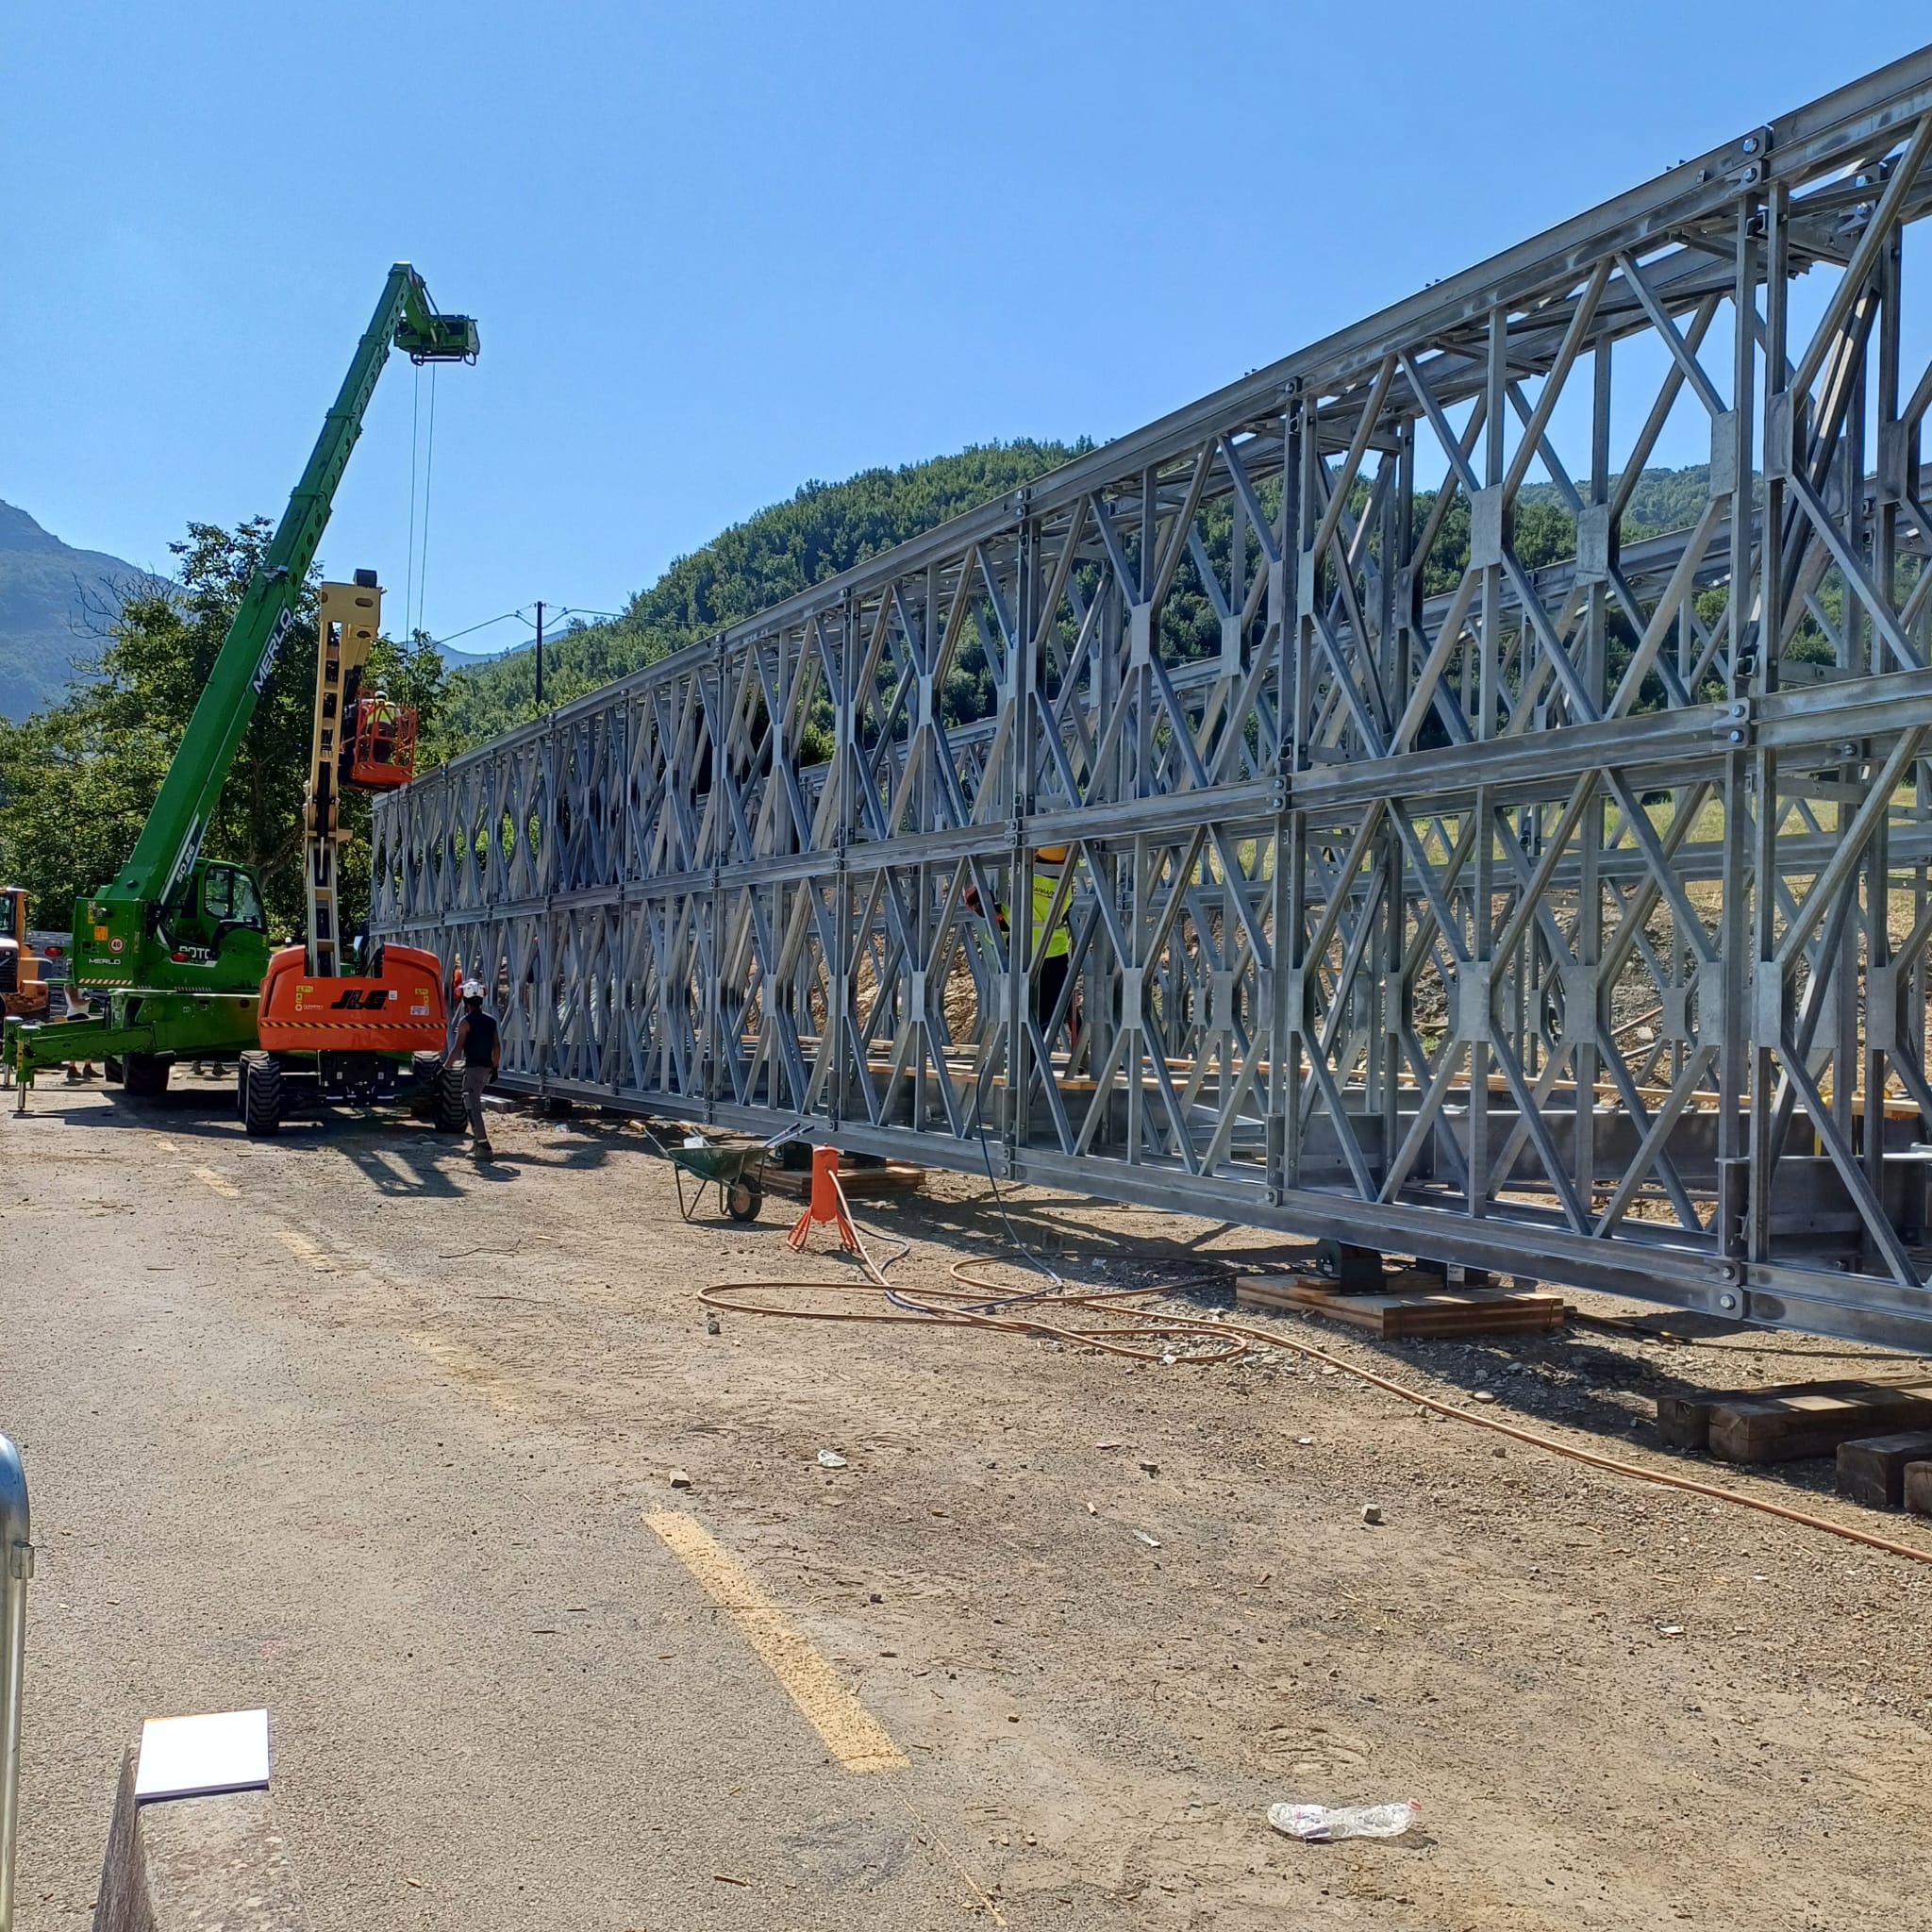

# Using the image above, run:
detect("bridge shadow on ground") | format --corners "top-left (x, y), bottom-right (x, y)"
top-left (854, 1180), bottom-right (1922, 1520)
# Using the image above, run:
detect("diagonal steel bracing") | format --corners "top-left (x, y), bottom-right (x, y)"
top-left (378, 49), bottom-right (1932, 1348)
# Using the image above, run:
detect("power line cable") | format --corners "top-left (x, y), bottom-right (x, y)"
top-left (430, 609), bottom-right (528, 649)
top-left (428, 603), bottom-right (627, 655)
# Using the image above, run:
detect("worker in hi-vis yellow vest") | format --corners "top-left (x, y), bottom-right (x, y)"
top-left (964, 846), bottom-right (1080, 1048)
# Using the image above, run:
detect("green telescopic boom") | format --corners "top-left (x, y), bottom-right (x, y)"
top-left (109, 262), bottom-right (478, 914)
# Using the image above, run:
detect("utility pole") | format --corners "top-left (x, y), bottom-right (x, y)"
top-left (534, 600), bottom-right (545, 708)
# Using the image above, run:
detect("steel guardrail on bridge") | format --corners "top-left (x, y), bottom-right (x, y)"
top-left (0, 1435), bottom-right (32, 1932)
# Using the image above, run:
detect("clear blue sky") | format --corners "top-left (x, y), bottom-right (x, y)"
top-left (6, 6), bottom-right (1929, 656)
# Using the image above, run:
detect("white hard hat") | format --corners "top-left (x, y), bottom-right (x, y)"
top-left (461, 979), bottom-right (485, 999)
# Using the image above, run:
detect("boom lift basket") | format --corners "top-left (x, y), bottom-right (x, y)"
top-left (345, 696), bottom-right (418, 789)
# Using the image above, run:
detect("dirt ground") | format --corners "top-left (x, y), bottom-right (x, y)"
top-left (5, 1075), bottom-right (1931, 1930)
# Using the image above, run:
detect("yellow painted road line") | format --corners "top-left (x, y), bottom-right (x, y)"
top-left (644, 1510), bottom-right (907, 1774)
top-left (275, 1229), bottom-right (332, 1271)
top-left (192, 1165), bottom-right (240, 1199)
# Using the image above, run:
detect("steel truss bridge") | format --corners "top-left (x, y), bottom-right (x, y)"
top-left (377, 49), bottom-right (1932, 1350)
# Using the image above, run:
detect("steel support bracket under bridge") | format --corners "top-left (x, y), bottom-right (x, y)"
top-left (378, 47), bottom-right (1932, 1351)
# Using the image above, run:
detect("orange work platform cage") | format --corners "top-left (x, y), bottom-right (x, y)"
top-left (345, 696), bottom-right (419, 789)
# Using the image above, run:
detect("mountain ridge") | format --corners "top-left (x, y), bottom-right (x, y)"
top-left (0, 501), bottom-right (160, 718)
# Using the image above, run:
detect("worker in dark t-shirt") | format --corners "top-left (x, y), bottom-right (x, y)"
top-left (451, 980), bottom-right (501, 1158)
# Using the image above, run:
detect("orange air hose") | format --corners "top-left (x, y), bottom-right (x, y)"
top-left (695, 1172), bottom-right (1932, 1568)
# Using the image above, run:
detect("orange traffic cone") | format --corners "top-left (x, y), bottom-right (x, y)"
top-left (787, 1144), bottom-right (861, 1254)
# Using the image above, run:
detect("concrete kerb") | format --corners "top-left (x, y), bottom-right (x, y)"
top-left (92, 1746), bottom-right (307, 1932)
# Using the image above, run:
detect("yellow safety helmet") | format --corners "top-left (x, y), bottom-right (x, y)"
top-left (1035, 844), bottom-right (1069, 863)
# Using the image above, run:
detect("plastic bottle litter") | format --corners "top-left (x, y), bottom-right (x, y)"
top-left (817, 1449), bottom-right (847, 1469)
top-left (1268, 1800), bottom-right (1419, 1841)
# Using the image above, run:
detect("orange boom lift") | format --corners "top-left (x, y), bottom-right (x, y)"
top-left (242, 573), bottom-right (462, 1134)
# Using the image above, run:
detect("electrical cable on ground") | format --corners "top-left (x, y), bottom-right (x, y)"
top-left (695, 1169), bottom-right (1932, 1570)
top-left (967, 1069), bottom-right (1061, 1295)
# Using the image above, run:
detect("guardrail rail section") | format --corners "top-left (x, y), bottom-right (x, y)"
top-left (375, 49), bottom-right (1932, 1349)
top-left (0, 1435), bottom-right (31, 1932)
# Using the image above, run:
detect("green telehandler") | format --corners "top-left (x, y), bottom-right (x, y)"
top-left (4, 264), bottom-right (477, 1110)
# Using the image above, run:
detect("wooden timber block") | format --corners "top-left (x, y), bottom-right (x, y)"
top-left (1903, 1461), bottom-right (1932, 1517)
top-left (1656, 1377), bottom-right (1871, 1452)
top-left (760, 1159), bottom-right (927, 1204)
top-left (1235, 1275), bottom-right (1567, 1340)
top-left (1707, 1383), bottom-right (1932, 1464)
top-left (1836, 1430), bottom-right (1932, 1509)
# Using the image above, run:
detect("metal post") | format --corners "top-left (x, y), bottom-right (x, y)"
top-left (0, 1434), bottom-right (33, 1932)
top-left (534, 601), bottom-right (545, 709)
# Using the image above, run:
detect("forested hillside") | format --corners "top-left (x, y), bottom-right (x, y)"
top-left (432, 441), bottom-right (1089, 753)
top-left (431, 453), bottom-right (1741, 757)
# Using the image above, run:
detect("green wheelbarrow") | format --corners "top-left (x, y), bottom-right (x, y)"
top-left (645, 1125), bottom-right (767, 1223)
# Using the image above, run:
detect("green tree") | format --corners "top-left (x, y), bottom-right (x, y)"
top-left (0, 519), bottom-right (445, 940)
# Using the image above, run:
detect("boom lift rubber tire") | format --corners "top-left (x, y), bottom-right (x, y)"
top-left (104, 1056), bottom-right (125, 1084)
top-left (240, 1050), bottom-right (283, 1137)
top-left (407, 1050), bottom-right (445, 1121)
top-left (726, 1178), bottom-right (762, 1223)
top-left (433, 1063), bottom-right (468, 1134)
top-left (122, 1053), bottom-right (170, 1098)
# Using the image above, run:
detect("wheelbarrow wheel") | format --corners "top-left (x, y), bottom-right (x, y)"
top-left (725, 1178), bottom-right (762, 1223)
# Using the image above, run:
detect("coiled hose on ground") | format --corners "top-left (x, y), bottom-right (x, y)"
top-left (698, 1171), bottom-right (1932, 1569)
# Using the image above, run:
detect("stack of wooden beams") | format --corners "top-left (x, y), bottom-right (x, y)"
top-left (1234, 1275), bottom-right (1569, 1340)
top-left (760, 1159), bottom-right (927, 1204)
top-left (1656, 1378), bottom-right (1932, 1465)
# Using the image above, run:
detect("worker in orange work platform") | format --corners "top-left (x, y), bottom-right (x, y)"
top-left (364, 701), bottom-right (397, 772)
top-left (963, 846), bottom-right (1080, 1051)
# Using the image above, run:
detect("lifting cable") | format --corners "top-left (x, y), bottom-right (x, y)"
top-left (404, 363), bottom-right (421, 637)
top-left (698, 1171), bottom-right (1932, 1570)
top-left (414, 364), bottom-right (439, 640)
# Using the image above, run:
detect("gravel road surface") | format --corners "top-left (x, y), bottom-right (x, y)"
top-left (3, 1079), bottom-right (1929, 1929)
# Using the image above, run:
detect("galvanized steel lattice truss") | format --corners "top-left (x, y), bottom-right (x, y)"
top-left (378, 50), bottom-right (1932, 1348)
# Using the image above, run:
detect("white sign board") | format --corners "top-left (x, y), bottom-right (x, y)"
top-left (133, 1708), bottom-right (271, 1803)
